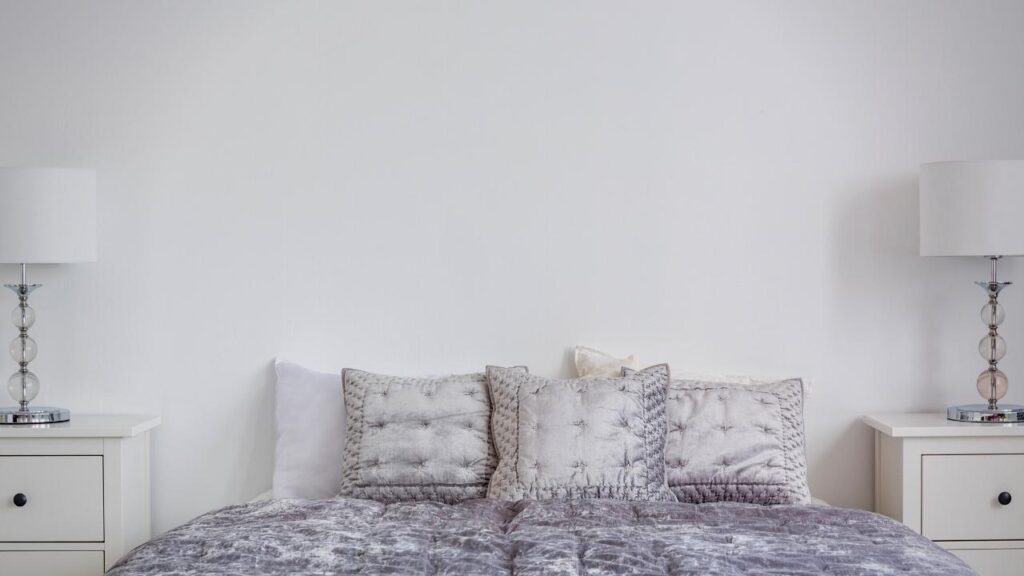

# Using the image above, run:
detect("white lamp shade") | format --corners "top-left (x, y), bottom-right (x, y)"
top-left (0, 168), bottom-right (97, 263)
top-left (920, 160), bottom-right (1024, 257)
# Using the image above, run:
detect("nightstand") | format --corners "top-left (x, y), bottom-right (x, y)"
top-left (865, 413), bottom-right (1024, 576)
top-left (0, 415), bottom-right (160, 575)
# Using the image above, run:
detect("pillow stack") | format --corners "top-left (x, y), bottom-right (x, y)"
top-left (274, 356), bottom-right (811, 505)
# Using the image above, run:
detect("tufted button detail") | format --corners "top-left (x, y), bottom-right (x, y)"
top-left (420, 420), bottom-right (431, 429)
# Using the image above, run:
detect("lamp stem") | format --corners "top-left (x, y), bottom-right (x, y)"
top-left (983, 256), bottom-right (1008, 410)
top-left (17, 263), bottom-right (29, 411)
top-left (990, 256), bottom-right (1000, 409)
top-left (4, 264), bottom-right (42, 412)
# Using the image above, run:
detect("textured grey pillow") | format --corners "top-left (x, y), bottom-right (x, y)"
top-left (626, 368), bottom-right (810, 505)
top-left (340, 367), bottom-right (525, 503)
top-left (487, 364), bottom-right (676, 502)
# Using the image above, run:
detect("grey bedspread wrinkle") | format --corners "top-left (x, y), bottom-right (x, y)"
top-left (107, 498), bottom-right (973, 576)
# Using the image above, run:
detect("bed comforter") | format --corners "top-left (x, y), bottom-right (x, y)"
top-left (108, 497), bottom-right (973, 575)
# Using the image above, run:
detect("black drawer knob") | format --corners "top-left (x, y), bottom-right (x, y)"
top-left (12, 493), bottom-right (26, 507)
top-left (999, 491), bottom-right (1012, 506)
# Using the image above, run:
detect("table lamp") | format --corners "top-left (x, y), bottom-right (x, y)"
top-left (920, 160), bottom-right (1024, 423)
top-left (0, 167), bottom-right (96, 424)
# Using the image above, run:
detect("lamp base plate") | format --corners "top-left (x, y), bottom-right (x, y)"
top-left (0, 406), bottom-right (70, 425)
top-left (948, 404), bottom-right (1024, 423)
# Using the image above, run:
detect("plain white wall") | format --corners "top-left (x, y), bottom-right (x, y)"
top-left (1, 0), bottom-right (1024, 534)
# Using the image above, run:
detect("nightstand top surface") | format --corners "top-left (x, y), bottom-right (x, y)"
top-left (0, 414), bottom-right (160, 438)
top-left (864, 412), bottom-right (1024, 437)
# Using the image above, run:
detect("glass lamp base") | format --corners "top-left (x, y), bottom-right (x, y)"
top-left (0, 406), bottom-right (70, 425)
top-left (948, 404), bottom-right (1024, 423)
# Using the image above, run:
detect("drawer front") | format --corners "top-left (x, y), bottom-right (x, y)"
top-left (922, 454), bottom-right (1024, 541)
top-left (0, 456), bottom-right (104, 542)
top-left (0, 551), bottom-right (104, 576)
top-left (950, 548), bottom-right (1024, 576)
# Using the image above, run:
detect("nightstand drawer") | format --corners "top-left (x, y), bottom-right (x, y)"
top-left (0, 551), bottom-right (104, 576)
top-left (0, 456), bottom-right (104, 542)
top-left (949, 548), bottom-right (1024, 576)
top-left (922, 454), bottom-right (1024, 541)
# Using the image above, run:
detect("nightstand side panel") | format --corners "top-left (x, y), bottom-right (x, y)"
top-left (104, 432), bottom-right (152, 569)
top-left (875, 432), bottom-right (906, 524)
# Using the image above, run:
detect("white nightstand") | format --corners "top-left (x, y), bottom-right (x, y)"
top-left (0, 415), bottom-right (160, 575)
top-left (865, 412), bottom-right (1024, 576)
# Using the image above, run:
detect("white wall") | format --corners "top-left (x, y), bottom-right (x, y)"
top-left (1, 0), bottom-right (1024, 534)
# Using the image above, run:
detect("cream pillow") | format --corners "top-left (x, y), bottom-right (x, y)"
top-left (574, 346), bottom-right (639, 377)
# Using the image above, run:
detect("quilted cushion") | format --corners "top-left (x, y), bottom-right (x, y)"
top-left (627, 368), bottom-right (810, 504)
top-left (487, 364), bottom-right (676, 502)
top-left (340, 368), bottom-right (525, 503)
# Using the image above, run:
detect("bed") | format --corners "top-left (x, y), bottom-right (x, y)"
top-left (107, 497), bottom-right (973, 575)
top-left (113, 361), bottom-right (970, 575)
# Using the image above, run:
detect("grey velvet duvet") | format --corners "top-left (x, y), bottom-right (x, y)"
top-left (108, 497), bottom-right (973, 576)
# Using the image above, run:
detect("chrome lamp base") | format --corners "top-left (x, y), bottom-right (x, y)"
top-left (948, 404), bottom-right (1024, 423)
top-left (0, 406), bottom-right (70, 425)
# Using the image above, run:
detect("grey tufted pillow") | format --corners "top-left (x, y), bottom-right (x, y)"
top-left (487, 364), bottom-right (676, 502)
top-left (625, 368), bottom-right (810, 505)
top-left (340, 367), bottom-right (525, 503)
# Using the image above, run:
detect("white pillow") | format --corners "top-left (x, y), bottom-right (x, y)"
top-left (574, 346), bottom-right (640, 377)
top-left (273, 358), bottom-right (346, 499)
